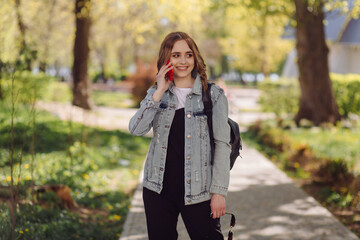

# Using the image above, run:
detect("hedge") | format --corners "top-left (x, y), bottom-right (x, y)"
top-left (258, 74), bottom-right (360, 118)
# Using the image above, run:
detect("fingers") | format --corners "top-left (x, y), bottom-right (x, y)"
top-left (211, 208), bottom-right (226, 219)
top-left (156, 62), bottom-right (173, 84)
top-left (210, 195), bottom-right (226, 219)
top-left (210, 204), bottom-right (226, 219)
top-left (158, 61), bottom-right (173, 76)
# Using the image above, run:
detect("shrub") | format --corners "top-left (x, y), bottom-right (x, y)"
top-left (1, 71), bottom-right (56, 104)
top-left (127, 60), bottom-right (157, 107)
top-left (331, 73), bottom-right (360, 118)
top-left (258, 79), bottom-right (299, 117)
top-left (258, 74), bottom-right (360, 118)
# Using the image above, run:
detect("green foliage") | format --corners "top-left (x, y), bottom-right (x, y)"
top-left (0, 203), bottom-right (127, 240)
top-left (320, 188), bottom-right (354, 208)
top-left (0, 101), bottom-right (151, 239)
top-left (244, 118), bottom-right (359, 208)
top-left (331, 73), bottom-right (360, 118)
top-left (1, 71), bottom-right (56, 104)
top-left (258, 79), bottom-right (299, 117)
top-left (92, 91), bottom-right (134, 108)
top-left (289, 127), bottom-right (360, 172)
top-left (245, 119), bottom-right (360, 174)
top-left (1, 72), bottom-right (134, 108)
top-left (258, 74), bottom-right (360, 118)
top-left (40, 81), bottom-right (72, 103)
top-left (219, 1), bottom-right (294, 74)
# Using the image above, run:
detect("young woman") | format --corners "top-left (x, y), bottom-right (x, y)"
top-left (129, 32), bottom-right (231, 239)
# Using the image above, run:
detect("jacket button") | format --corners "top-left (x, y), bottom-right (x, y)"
top-left (186, 156), bottom-right (191, 160)
top-left (187, 135), bottom-right (191, 139)
top-left (187, 180), bottom-right (190, 184)
top-left (187, 114), bottom-right (191, 118)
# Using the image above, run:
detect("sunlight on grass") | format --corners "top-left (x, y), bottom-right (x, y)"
top-left (0, 102), bottom-right (150, 239)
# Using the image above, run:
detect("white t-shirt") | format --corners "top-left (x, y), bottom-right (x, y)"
top-left (173, 86), bottom-right (192, 110)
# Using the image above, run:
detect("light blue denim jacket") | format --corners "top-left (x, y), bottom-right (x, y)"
top-left (128, 75), bottom-right (231, 205)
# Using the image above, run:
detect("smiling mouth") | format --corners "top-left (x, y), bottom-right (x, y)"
top-left (176, 66), bottom-right (188, 70)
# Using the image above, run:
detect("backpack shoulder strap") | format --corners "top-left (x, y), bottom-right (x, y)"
top-left (202, 82), bottom-right (215, 166)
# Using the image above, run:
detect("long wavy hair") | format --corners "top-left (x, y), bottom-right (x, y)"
top-left (157, 32), bottom-right (208, 91)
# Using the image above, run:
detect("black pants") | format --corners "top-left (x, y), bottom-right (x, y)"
top-left (143, 187), bottom-right (224, 240)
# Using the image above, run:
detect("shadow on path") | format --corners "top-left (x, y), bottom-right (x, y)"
top-left (120, 144), bottom-right (359, 240)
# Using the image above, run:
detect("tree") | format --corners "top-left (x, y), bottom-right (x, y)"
top-left (219, 0), bottom-right (293, 76)
top-left (294, 0), bottom-right (340, 126)
top-left (14, 0), bottom-right (34, 70)
top-left (72, 0), bottom-right (93, 109)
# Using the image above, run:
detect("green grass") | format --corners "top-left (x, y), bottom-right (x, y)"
top-left (287, 127), bottom-right (360, 172)
top-left (41, 81), bottom-right (134, 108)
top-left (244, 119), bottom-right (360, 174)
top-left (0, 102), bottom-right (150, 239)
top-left (92, 91), bottom-right (133, 108)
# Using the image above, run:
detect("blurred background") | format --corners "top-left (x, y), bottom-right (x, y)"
top-left (0, 0), bottom-right (360, 239)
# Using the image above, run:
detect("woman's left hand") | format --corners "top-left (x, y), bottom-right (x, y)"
top-left (210, 194), bottom-right (226, 219)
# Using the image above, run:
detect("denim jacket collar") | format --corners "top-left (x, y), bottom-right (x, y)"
top-left (191, 74), bottom-right (202, 95)
top-left (168, 73), bottom-right (202, 95)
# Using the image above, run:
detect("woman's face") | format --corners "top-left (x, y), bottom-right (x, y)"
top-left (170, 40), bottom-right (195, 80)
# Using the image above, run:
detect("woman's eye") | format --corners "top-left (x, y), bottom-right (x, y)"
top-left (187, 54), bottom-right (193, 58)
top-left (172, 54), bottom-right (179, 58)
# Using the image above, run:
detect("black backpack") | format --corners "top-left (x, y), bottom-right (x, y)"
top-left (202, 83), bottom-right (242, 170)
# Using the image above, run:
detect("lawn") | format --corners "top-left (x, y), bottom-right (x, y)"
top-left (0, 102), bottom-right (150, 240)
top-left (243, 118), bottom-right (360, 237)
top-left (41, 81), bottom-right (134, 108)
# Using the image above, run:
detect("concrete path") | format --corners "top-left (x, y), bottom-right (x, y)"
top-left (35, 88), bottom-right (359, 240)
top-left (120, 143), bottom-right (359, 240)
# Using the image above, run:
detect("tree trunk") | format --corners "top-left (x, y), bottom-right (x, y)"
top-left (0, 72), bottom-right (3, 100)
top-left (259, 15), bottom-right (269, 77)
top-left (221, 55), bottom-right (229, 74)
top-left (14, 0), bottom-right (32, 70)
top-left (39, 0), bottom-right (57, 73)
top-left (294, 0), bottom-right (340, 126)
top-left (72, 0), bottom-right (93, 110)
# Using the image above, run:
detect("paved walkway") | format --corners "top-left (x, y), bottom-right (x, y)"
top-left (120, 143), bottom-right (359, 240)
top-left (35, 88), bottom-right (359, 240)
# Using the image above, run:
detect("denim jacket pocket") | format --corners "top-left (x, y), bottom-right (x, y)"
top-left (191, 114), bottom-right (209, 195)
top-left (153, 104), bottom-right (167, 131)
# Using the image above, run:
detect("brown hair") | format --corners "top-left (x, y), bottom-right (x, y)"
top-left (157, 32), bottom-right (208, 91)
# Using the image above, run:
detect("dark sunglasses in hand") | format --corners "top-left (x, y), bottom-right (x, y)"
top-left (225, 212), bottom-right (236, 240)
top-left (211, 212), bottom-right (236, 240)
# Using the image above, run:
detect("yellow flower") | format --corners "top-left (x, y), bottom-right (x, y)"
top-left (81, 142), bottom-right (86, 147)
top-left (340, 187), bottom-right (347, 193)
top-left (6, 176), bottom-right (11, 181)
top-left (108, 205), bottom-right (113, 210)
top-left (114, 215), bottom-right (121, 220)
top-left (82, 174), bottom-right (89, 179)
top-left (25, 229), bottom-right (29, 232)
top-left (25, 176), bottom-right (31, 180)
top-left (117, 233), bottom-right (121, 237)
top-left (24, 164), bottom-right (29, 169)
top-left (19, 230), bottom-right (24, 234)
top-left (132, 170), bottom-right (139, 175)
top-left (294, 162), bottom-right (300, 168)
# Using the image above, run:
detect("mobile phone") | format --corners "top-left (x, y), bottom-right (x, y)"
top-left (166, 60), bottom-right (174, 81)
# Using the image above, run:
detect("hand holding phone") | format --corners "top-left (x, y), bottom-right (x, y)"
top-left (166, 60), bottom-right (174, 81)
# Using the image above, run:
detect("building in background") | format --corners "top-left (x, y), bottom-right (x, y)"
top-left (282, 0), bottom-right (360, 77)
